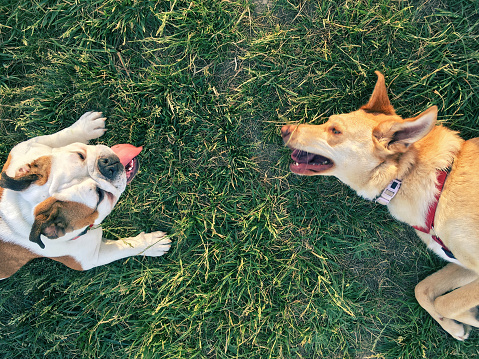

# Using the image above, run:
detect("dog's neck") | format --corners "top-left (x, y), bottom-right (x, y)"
top-left (385, 125), bottom-right (463, 228)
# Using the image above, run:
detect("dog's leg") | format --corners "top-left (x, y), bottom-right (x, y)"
top-left (415, 263), bottom-right (478, 340)
top-left (30, 112), bottom-right (107, 147)
top-left (78, 230), bottom-right (172, 270)
top-left (434, 278), bottom-right (479, 328)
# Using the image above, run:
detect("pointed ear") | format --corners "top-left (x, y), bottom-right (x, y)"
top-left (0, 156), bottom-right (51, 191)
top-left (361, 71), bottom-right (396, 115)
top-left (373, 106), bottom-right (437, 153)
top-left (30, 197), bottom-right (99, 249)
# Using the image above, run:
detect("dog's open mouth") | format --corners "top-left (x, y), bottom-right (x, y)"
top-left (124, 157), bottom-right (139, 183)
top-left (290, 149), bottom-right (334, 175)
top-left (111, 144), bottom-right (142, 183)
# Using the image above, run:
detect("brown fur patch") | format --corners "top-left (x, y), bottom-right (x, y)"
top-left (30, 197), bottom-right (99, 248)
top-left (0, 154), bottom-right (12, 200)
top-left (1, 154), bottom-right (12, 172)
top-left (26, 156), bottom-right (51, 186)
top-left (0, 156), bottom-right (52, 193)
top-left (12, 155), bottom-right (51, 186)
top-left (51, 256), bottom-right (84, 271)
top-left (0, 240), bottom-right (85, 278)
top-left (0, 240), bottom-right (39, 278)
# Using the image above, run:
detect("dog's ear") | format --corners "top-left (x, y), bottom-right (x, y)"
top-left (361, 71), bottom-right (396, 115)
top-left (0, 172), bottom-right (41, 191)
top-left (373, 106), bottom-right (437, 153)
top-left (0, 156), bottom-right (51, 191)
top-left (30, 197), bottom-right (99, 249)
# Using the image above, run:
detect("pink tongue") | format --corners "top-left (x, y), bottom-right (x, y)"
top-left (111, 144), bottom-right (143, 166)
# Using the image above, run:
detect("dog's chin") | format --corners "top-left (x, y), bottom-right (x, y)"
top-left (289, 149), bottom-right (334, 175)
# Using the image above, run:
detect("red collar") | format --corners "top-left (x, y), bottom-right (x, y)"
top-left (71, 224), bottom-right (94, 241)
top-left (412, 169), bottom-right (455, 259)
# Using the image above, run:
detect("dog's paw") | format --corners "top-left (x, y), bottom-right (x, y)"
top-left (72, 111), bottom-right (107, 141)
top-left (136, 231), bottom-right (171, 257)
top-left (439, 318), bottom-right (471, 341)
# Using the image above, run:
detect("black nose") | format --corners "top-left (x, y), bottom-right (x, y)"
top-left (98, 155), bottom-right (122, 180)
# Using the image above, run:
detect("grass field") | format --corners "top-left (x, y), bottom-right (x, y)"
top-left (1, 0), bottom-right (479, 357)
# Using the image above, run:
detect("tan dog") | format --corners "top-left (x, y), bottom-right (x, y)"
top-left (281, 72), bottom-right (479, 340)
top-left (0, 112), bottom-right (171, 280)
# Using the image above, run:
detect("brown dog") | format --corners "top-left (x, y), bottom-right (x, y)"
top-left (281, 72), bottom-right (479, 340)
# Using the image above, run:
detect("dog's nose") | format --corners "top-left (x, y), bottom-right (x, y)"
top-left (281, 124), bottom-right (295, 141)
top-left (98, 156), bottom-right (122, 180)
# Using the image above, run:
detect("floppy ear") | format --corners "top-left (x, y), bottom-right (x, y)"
top-left (373, 106), bottom-right (437, 153)
top-left (361, 71), bottom-right (396, 115)
top-left (0, 172), bottom-right (41, 191)
top-left (30, 197), bottom-right (99, 249)
top-left (0, 156), bottom-right (51, 191)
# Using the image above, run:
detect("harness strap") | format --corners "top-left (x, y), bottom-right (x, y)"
top-left (376, 168), bottom-right (455, 259)
top-left (412, 169), bottom-right (455, 259)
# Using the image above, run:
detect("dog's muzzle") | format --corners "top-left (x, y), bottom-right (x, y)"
top-left (98, 155), bottom-right (122, 180)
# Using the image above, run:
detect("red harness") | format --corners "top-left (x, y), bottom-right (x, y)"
top-left (412, 170), bottom-right (455, 259)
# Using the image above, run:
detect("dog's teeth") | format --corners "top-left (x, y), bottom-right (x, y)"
top-left (295, 162), bottom-right (299, 165)
top-left (312, 160), bottom-right (330, 165)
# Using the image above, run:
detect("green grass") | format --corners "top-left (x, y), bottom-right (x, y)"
top-left (1, 0), bottom-right (479, 357)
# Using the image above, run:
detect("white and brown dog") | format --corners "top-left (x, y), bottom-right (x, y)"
top-left (0, 111), bottom-right (171, 279)
top-left (281, 72), bottom-right (479, 340)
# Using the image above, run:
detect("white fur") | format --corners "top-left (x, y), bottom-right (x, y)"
top-left (0, 112), bottom-right (170, 274)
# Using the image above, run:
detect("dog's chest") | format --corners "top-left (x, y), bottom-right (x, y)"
top-left (427, 239), bottom-right (462, 265)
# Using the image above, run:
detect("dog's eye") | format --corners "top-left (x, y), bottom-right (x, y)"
top-left (77, 152), bottom-right (86, 160)
top-left (331, 127), bottom-right (341, 135)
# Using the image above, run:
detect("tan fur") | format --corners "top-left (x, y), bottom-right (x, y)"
top-left (361, 71), bottom-right (396, 115)
top-left (281, 72), bottom-right (479, 340)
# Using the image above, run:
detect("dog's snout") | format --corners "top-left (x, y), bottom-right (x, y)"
top-left (281, 125), bottom-right (291, 137)
top-left (281, 124), bottom-right (296, 142)
top-left (98, 156), bottom-right (122, 180)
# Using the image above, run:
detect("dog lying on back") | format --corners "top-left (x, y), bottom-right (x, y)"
top-left (0, 112), bottom-right (170, 279)
top-left (281, 72), bottom-right (479, 340)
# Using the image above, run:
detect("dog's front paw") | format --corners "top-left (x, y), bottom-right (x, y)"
top-left (71, 111), bottom-right (107, 141)
top-left (439, 317), bottom-right (471, 341)
top-left (136, 231), bottom-right (171, 257)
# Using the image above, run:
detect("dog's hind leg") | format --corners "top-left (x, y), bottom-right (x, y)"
top-left (434, 278), bottom-right (479, 329)
top-left (415, 263), bottom-right (478, 340)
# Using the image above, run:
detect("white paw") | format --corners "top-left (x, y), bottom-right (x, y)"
top-left (136, 231), bottom-right (171, 257)
top-left (72, 111), bottom-right (107, 141)
top-left (439, 318), bottom-right (471, 341)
